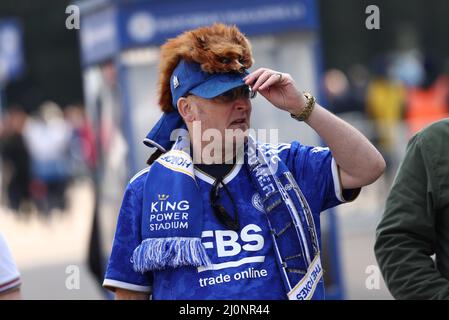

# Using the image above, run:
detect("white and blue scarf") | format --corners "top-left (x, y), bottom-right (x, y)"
top-left (132, 131), bottom-right (322, 300)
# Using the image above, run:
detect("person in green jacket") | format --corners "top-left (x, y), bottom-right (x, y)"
top-left (375, 118), bottom-right (449, 299)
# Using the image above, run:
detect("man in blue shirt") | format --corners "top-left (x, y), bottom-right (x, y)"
top-left (103, 24), bottom-right (385, 300)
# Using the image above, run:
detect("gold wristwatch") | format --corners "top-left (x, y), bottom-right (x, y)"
top-left (290, 92), bottom-right (316, 121)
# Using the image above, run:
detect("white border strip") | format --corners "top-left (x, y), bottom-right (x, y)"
top-left (331, 158), bottom-right (345, 203)
top-left (130, 167), bottom-right (151, 184)
top-left (223, 164), bottom-right (242, 184)
top-left (0, 277), bottom-right (21, 293)
top-left (103, 279), bottom-right (151, 293)
top-left (194, 163), bottom-right (243, 185)
top-left (197, 256), bottom-right (265, 273)
top-left (194, 169), bottom-right (215, 184)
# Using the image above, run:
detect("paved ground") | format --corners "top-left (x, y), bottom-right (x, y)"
top-left (1, 179), bottom-right (104, 299)
top-left (1, 178), bottom-right (393, 300)
top-left (337, 178), bottom-right (393, 299)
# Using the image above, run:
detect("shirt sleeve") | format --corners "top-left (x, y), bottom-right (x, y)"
top-left (0, 233), bottom-right (21, 293)
top-left (285, 141), bottom-right (360, 213)
top-left (375, 132), bottom-right (449, 299)
top-left (103, 175), bottom-right (152, 294)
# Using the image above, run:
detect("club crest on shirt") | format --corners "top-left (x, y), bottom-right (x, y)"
top-left (251, 193), bottom-right (265, 213)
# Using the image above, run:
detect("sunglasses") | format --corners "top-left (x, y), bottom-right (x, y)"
top-left (210, 177), bottom-right (240, 231)
top-left (212, 85), bottom-right (257, 104)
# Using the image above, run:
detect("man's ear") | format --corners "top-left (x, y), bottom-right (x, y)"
top-left (177, 97), bottom-right (195, 123)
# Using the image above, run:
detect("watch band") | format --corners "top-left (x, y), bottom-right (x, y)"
top-left (290, 92), bottom-right (316, 122)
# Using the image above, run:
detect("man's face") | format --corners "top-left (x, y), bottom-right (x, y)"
top-left (181, 86), bottom-right (253, 161)
top-left (187, 86), bottom-right (252, 133)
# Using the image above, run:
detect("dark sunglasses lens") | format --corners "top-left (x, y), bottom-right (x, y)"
top-left (215, 86), bottom-right (255, 103)
top-left (210, 181), bottom-right (239, 231)
top-left (240, 86), bottom-right (257, 99)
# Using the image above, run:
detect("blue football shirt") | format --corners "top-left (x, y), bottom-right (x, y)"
top-left (103, 141), bottom-right (359, 299)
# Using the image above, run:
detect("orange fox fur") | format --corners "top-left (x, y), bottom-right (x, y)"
top-left (157, 23), bottom-right (254, 112)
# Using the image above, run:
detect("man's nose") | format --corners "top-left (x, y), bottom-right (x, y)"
top-left (234, 98), bottom-right (251, 111)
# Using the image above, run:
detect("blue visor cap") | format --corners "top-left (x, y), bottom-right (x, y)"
top-left (144, 60), bottom-right (249, 151)
top-left (170, 60), bottom-right (249, 108)
top-left (143, 110), bottom-right (187, 151)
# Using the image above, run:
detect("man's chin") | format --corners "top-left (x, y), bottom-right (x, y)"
top-left (225, 125), bottom-right (249, 135)
top-left (225, 128), bottom-right (249, 143)
top-left (224, 129), bottom-right (248, 153)
top-left (228, 123), bottom-right (249, 131)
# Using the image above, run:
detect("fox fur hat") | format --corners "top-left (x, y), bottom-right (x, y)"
top-left (157, 23), bottom-right (254, 113)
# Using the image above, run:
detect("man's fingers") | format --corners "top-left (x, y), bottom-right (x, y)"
top-left (250, 70), bottom-right (273, 91)
top-left (244, 68), bottom-right (273, 85)
top-left (258, 74), bottom-right (282, 91)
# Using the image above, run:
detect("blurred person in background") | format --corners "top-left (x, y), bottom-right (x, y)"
top-left (404, 54), bottom-right (449, 136)
top-left (323, 67), bottom-right (371, 136)
top-left (0, 105), bottom-right (32, 214)
top-left (64, 103), bottom-right (96, 179)
top-left (375, 118), bottom-right (449, 299)
top-left (365, 56), bottom-right (406, 185)
top-left (0, 232), bottom-right (21, 299)
top-left (347, 64), bottom-right (371, 116)
top-left (323, 68), bottom-right (352, 115)
top-left (23, 101), bottom-right (72, 215)
top-left (324, 66), bottom-right (370, 116)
